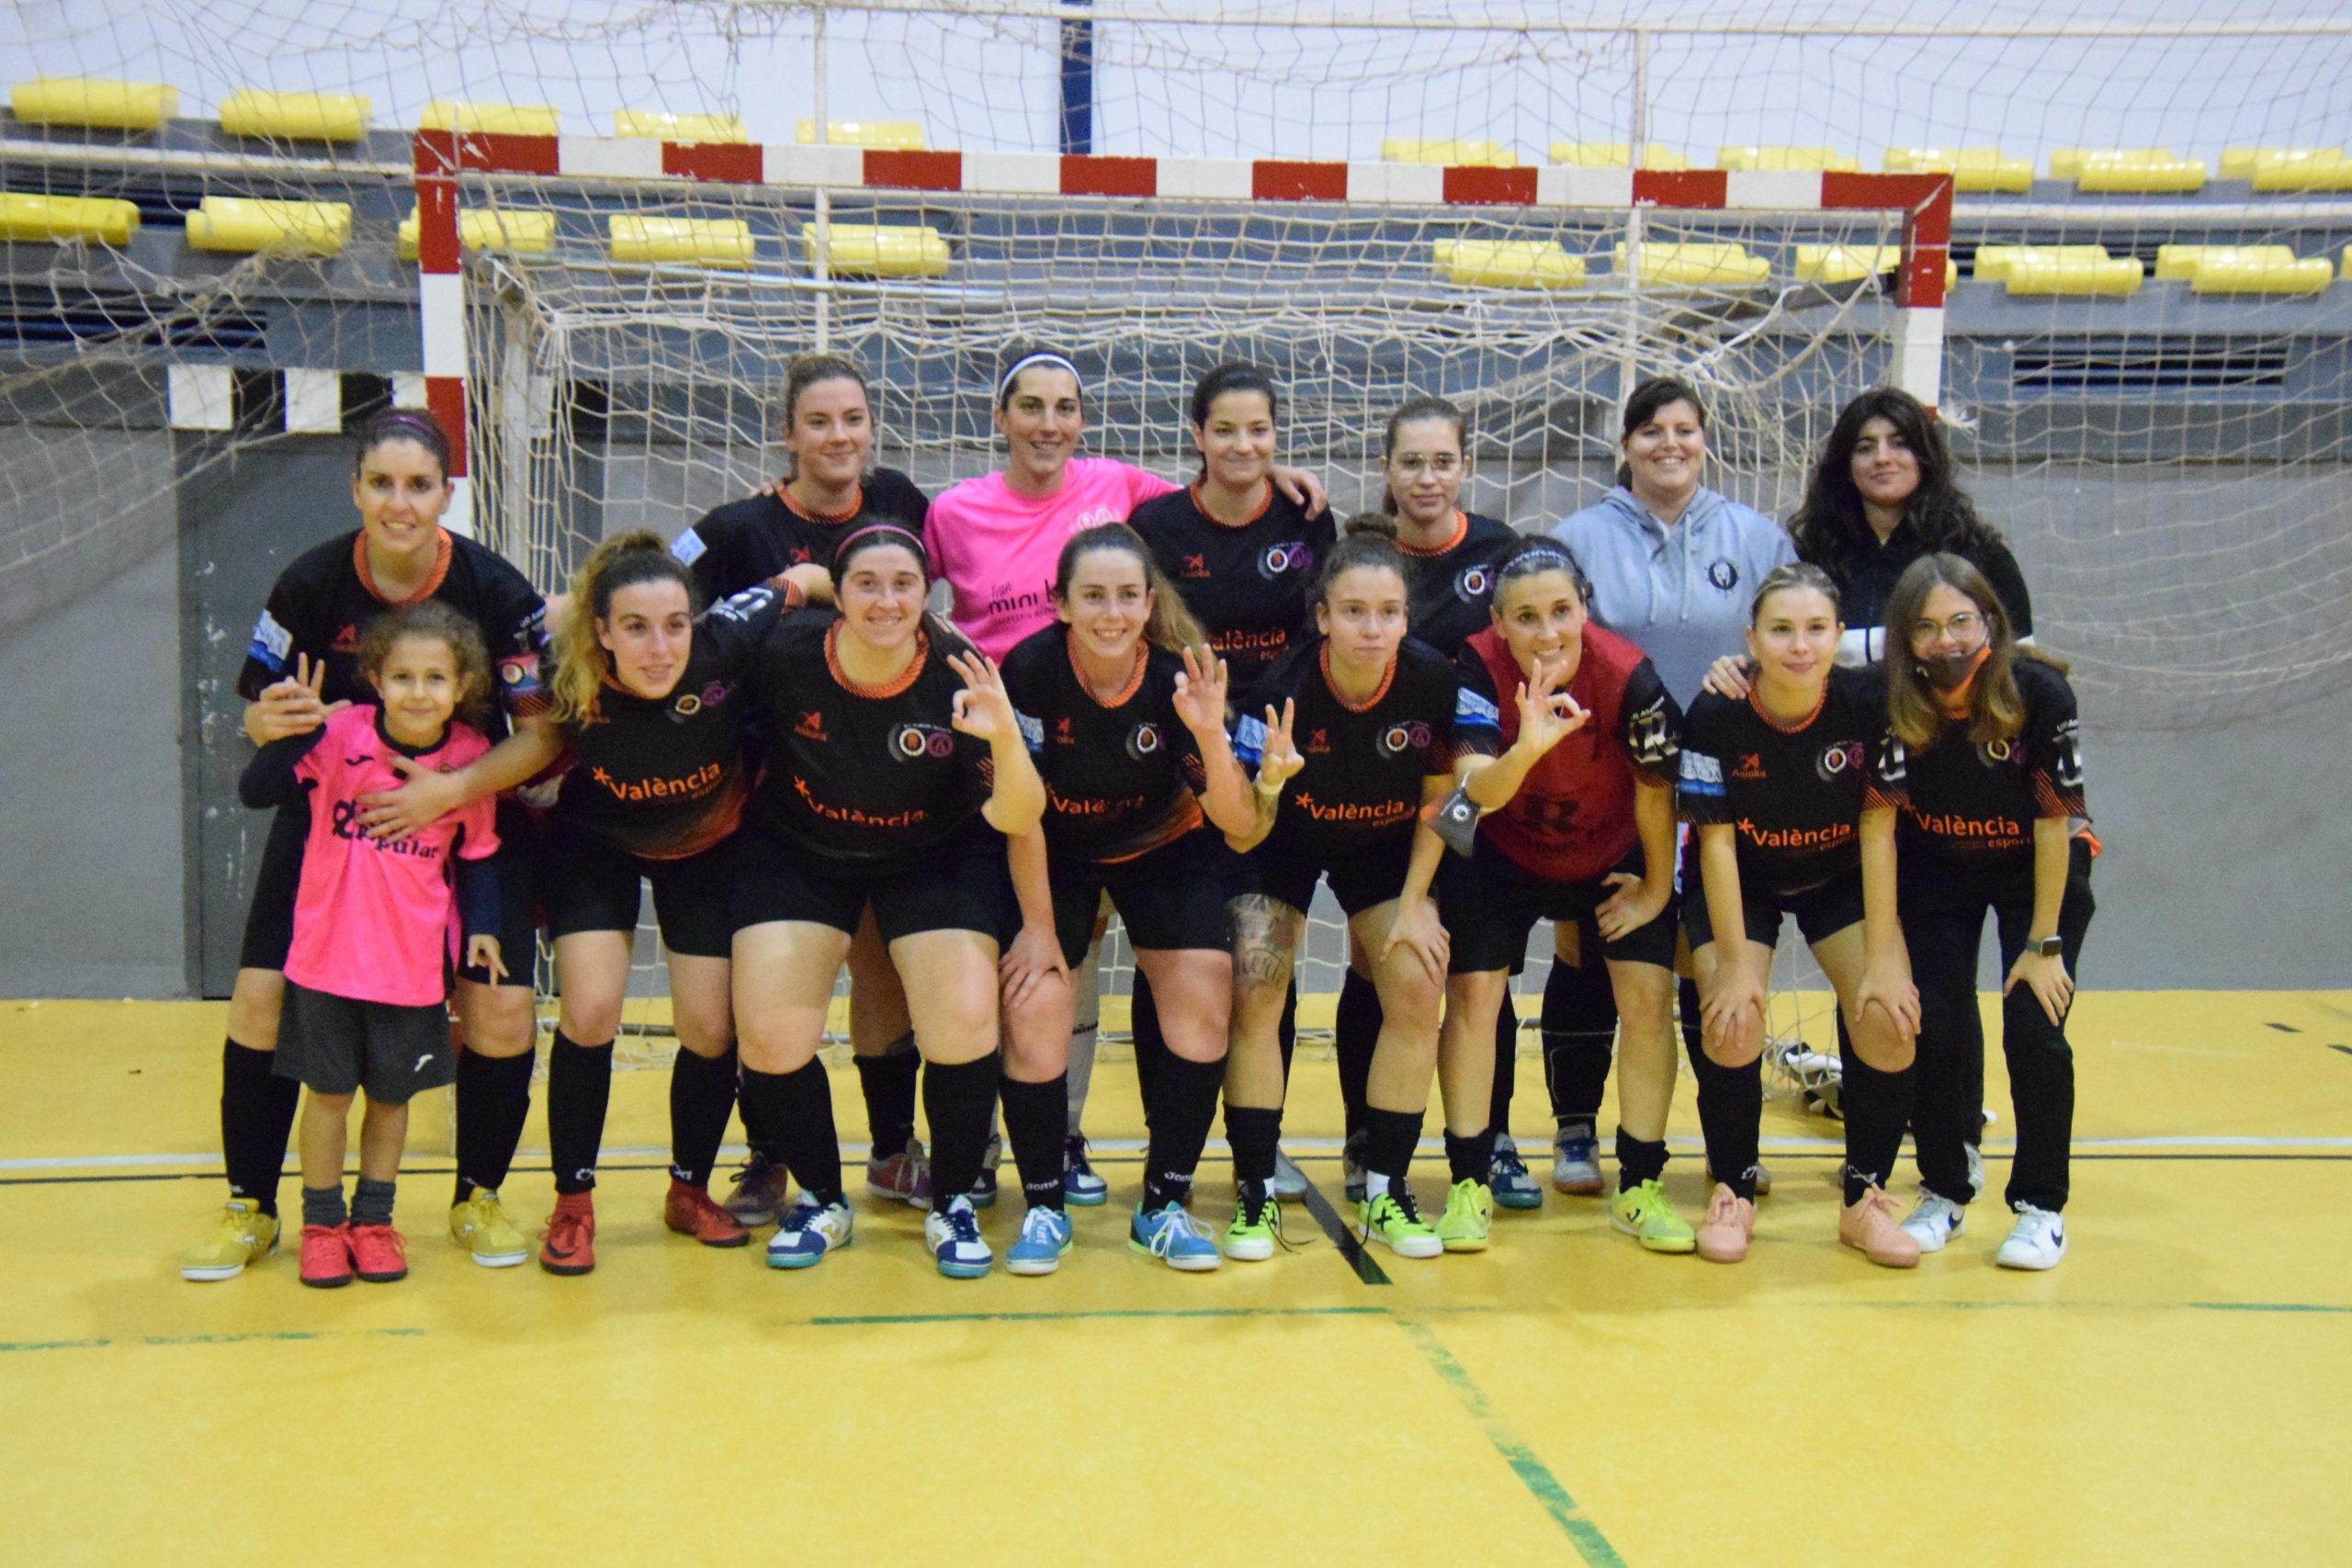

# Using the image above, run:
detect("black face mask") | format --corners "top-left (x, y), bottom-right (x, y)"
top-left (1917, 643), bottom-right (1988, 691)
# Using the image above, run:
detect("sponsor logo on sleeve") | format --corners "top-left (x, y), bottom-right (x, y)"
top-left (247, 610), bottom-right (293, 671)
top-left (1455, 688), bottom-right (1502, 728)
top-left (1232, 713), bottom-right (1267, 762)
top-left (671, 527), bottom-right (707, 565)
top-left (1016, 710), bottom-right (1045, 752)
top-left (1679, 750), bottom-right (1725, 794)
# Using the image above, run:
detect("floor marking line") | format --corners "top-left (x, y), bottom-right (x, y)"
top-left (807, 1306), bottom-right (1386, 1326)
top-left (1293, 1179), bottom-right (1389, 1286)
top-left (2267, 1022), bottom-right (2302, 1032)
top-left (1394, 1317), bottom-right (1626, 1568)
top-left (1815, 1300), bottom-right (2352, 1315)
top-left (0, 1326), bottom-right (428, 1355)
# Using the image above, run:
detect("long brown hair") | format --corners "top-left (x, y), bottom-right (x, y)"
top-left (1883, 552), bottom-right (2031, 751)
top-left (778, 353), bottom-right (872, 479)
top-left (356, 601), bottom-right (492, 730)
top-left (1053, 524), bottom-right (1207, 656)
top-left (548, 530), bottom-right (700, 726)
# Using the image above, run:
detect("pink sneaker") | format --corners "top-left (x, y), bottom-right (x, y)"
top-left (1695, 1183), bottom-right (1756, 1263)
top-left (347, 1223), bottom-right (408, 1283)
top-left (299, 1223), bottom-right (354, 1289)
top-left (1840, 1184), bottom-right (1921, 1269)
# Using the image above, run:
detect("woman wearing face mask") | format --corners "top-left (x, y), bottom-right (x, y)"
top-left (1876, 555), bottom-right (2090, 1270)
top-left (1679, 565), bottom-right (1919, 1268)
top-left (1545, 377), bottom-right (1796, 1201)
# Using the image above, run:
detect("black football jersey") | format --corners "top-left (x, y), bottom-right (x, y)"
top-left (1873, 657), bottom-right (2086, 867)
top-left (550, 587), bottom-right (782, 860)
top-left (1401, 510), bottom-right (1520, 658)
top-left (1128, 484), bottom-right (1337, 690)
top-left (1678, 666), bottom-right (1887, 894)
top-left (741, 613), bottom-right (994, 865)
top-left (239, 528), bottom-right (548, 739)
top-left (1232, 636), bottom-right (1458, 863)
top-left (671, 468), bottom-right (931, 601)
top-left (1001, 625), bottom-right (1211, 866)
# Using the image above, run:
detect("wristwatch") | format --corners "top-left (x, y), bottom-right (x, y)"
top-left (2034, 935), bottom-right (2064, 958)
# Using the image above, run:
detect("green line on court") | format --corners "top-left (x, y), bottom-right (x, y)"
top-left (2186, 1302), bottom-right (2352, 1314)
top-left (1393, 1317), bottom-right (1626, 1568)
top-left (808, 1304), bottom-right (1387, 1326)
top-left (0, 1326), bottom-right (427, 1355)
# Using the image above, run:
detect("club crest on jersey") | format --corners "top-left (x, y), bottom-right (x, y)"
top-left (1706, 558), bottom-right (1739, 592)
top-left (1259, 541), bottom-right (1314, 581)
top-left (1978, 738), bottom-right (2019, 767)
top-left (1125, 722), bottom-right (1163, 761)
top-left (1454, 564), bottom-right (1492, 603)
top-left (1377, 721), bottom-right (1433, 759)
top-left (672, 682), bottom-right (726, 723)
top-left (892, 723), bottom-right (956, 761)
top-left (1816, 740), bottom-right (1866, 781)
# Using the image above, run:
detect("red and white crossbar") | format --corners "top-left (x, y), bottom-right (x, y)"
top-left (413, 130), bottom-right (1952, 532)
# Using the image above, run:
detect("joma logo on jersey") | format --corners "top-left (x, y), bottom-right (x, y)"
top-left (892, 723), bottom-right (956, 761)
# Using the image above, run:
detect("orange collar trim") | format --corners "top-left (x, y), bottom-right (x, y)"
top-left (354, 528), bottom-right (454, 605)
top-left (1067, 628), bottom-right (1148, 709)
top-left (1397, 510), bottom-right (1469, 558)
top-left (1191, 479), bottom-right (1272, 531)
top-left (825, 618), bottom-right (928, 699)
top-left (1321, 641), bottom-right (1396, 714)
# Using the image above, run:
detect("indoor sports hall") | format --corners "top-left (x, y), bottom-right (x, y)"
top-left (3, 5), bottom-right (2347, 1564)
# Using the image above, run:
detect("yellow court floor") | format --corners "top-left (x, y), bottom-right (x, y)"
top-left (4, 991), bottom-right (2348, 1567)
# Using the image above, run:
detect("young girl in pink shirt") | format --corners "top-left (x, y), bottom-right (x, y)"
top-left (239, 603), bottom-right (506, 1288)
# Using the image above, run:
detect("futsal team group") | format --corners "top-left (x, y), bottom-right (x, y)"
top-left (185, 345), bottom-right (2093, 1290)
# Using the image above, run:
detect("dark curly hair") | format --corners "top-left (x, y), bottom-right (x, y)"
top-left (1788, 388), bottom-right (2007, 582)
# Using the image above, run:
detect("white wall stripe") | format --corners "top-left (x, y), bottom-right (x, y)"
top-left (165, 364), bottom-right (233, 431)
top-left (283, 368), bottom-right (341, 434)
top-left (391, 372), bottom-right (427, 410)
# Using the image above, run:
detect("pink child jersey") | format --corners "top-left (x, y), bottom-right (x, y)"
top-left (923, 457), bottom-right (1178, 660)
top-left (283, 705), bottom-right (501, 1008)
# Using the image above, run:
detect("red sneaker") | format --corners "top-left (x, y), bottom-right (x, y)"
top-left (347, 1223), bottom-right (408, 1283)
top-left (538, 1192), bottom-right (596, 1276)
top-left (664, 1179), bottom-right (752, 1248)
top-left (299, 1224), bottom-right (354, 1289)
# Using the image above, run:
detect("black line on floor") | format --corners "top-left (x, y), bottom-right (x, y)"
top-left (1293, 1179), bottom-right (1389, 1286)
top-left (2267, 1021), bottom-right (2302, 1032)
top-left (2329, 1044), bottom-right (2352, 1058)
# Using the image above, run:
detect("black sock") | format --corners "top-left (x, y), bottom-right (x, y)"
top-left (1540, 954), bottom-right (1617, 1126)
top-left (547, 1031), bottom-right (614, 1196)
top-left (301, 1183), bottom-right (346, 1228)
top-left (854, 1033), bottom-right (919, 1157)
top-left (1841, 1055), bottom-right (1916, 1207)
top-left (740, 1061), bottom-right (842, 1207)
top-left (453, 1048), bottom-right (534, 1203)
top-left (1363, 1105), bottom-right (1421, 1182)
top-left (1490, 994), bottom-right (1519, 1134)
top-left (1130, 972), bottom-right (1166, 1122)
top-left (1225, 1104), bottom-right (1283, 1189)
top-left (1687, 1044), bottom-right (1764, 1202)
top-left (1335, 969), bottom-right (1381, 1137)
top-left (668, 1045), bottom-right (739, 1189)
top-left (924, 1053), bottom-right (1002, 1212)
top-left (1277, 981), bottom-right (1298, 1085)
top-left (221, 1038), bottom-right (300, 1216)
top-left (1616, 1128), bottom-right (1668, 1190)
top-left (1445, 1126), bottom-right (1497, 1187)
top-left (1001, 1071), bottom-right (1069, 1212)
top-left (351, 1176), bottom-right (396, 1226)
top-left (1144, 1053), bottom-right (1223, 1212)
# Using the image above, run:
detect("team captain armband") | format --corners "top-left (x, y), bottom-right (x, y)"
top-left (247, 609), bottom-right (293, 674)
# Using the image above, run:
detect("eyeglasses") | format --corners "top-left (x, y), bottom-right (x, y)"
top-left (1910, 610), bottom-right (1983, 644)
top-left (1390, 454), bottom-right (1462, 477)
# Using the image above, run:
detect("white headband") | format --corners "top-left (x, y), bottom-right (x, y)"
top-left (998, 352), bottom-right (1083, 402)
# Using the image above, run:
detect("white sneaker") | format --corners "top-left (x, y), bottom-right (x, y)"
top-left (1901, 1191), bottom-right (1967, 1254)
top-left (1551, 1127), bottom-right (1603, 1196)
top-left (1963, 1143), bottom-right (1987, 1203)
top-left (926, 1195), bottom-right (994, 1279)
top-left (765, 1194), bottom-right (853, 1270)
top-left (1995, 1204), bottom-right (2067, 1270)
top-left (1270, 1148), bottom-right (1309, 1201)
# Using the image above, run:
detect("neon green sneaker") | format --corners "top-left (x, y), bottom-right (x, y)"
top-left (1223, 1183), bottom-right (1283, 1262)
top-left (1357, 1189), bottom-right (1442, 1259)
top-left (179, 1200), bottom-right (280, 1281)
top-left (1610, 1178), bottom-right (1696, 1254)
top-left (1434, 1179), bottom-right (1494, 1253)
top-left (448, 1191), bottom-right (530, 1269)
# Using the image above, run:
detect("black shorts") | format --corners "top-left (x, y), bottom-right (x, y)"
top-left (272, 981), bottom-right (454, 1104)
top-left (1240, 832), bottom-right (1415, 919)
top-left (1442, 840), bottom-right (1678, 976)
top-left (1050, 828), bottom-right (1232, 967)
top-left (733, 824), bottom-right (1017, 945)
top-left (1682, 860), bottom-right (1864, 952)
top-left (242, 799), bottom-right (538, 987)
top-left (543, 818), bottom-right (739, 959)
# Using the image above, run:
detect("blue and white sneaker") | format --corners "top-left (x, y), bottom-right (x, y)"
top-left (926, 1195), bottom-right (993, 1279)
top-left (765, 1193), bottom-right (852, 1270)
top-left (1006, 1205), bottom-right (1074, 1276)
top-left (1995, 1203), bottom-right (2067, 1270)
top-left (1901, 1190), bottom-right (1967, 1253)
top-left (1129, 1202), bottom-right (1222, 1272)
top-left (1063, 1136), bottom-right (1109, 1207)
top-left (1489, 1134), bottom-right (1544, 1210)
top-left (1552, 1127), bottom-right (1604, 1196)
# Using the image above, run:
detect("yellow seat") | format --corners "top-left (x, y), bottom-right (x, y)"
top-left (2154, 244), bottom-right (2295, 280)
top-left (2219, 147), bottom-right (2341, 178)
top-left (1382, 139), bottom-right (1515, 166)
top-left (1791, 243), bottom-right (1957, 290)
top-left (396, 209), bottom-right (559, 262)
top-left (2244, 151), bottom-right (2352, 192)
top-left (796, 120), bottom-right (925, 150)
top-left (2188, 255), bottom-right (2334, 295)
top-left (1883, 147), bottom-right (2033, 194)
top-left (2052, 147), bottom-right (2206, 193)
top-left (0, 194), bottom-right (141, 245)
top-left (218, 90), bottom-right (369, 142)
top-left (1715, 145), bottom-right (1860, 173)
top-left (1973, 244), bottom-right (2109, 285)
top-left (185, 197), bottom-right (353, 257)
top-left (801, 223), bottom-right (950, 278)
top-left (608, 215), bottom-right (753, 268)
top-left (615, 110), bottom-right (748, 142)
top-left (1432, 239), bottom-right (1583, 289)
top-left (1613, 241), bottom-right (1769, 288)
top-left (10, 77), bottom-right (176, 131)
top-left (2004, 255), bottom-right (2143, 297)
top-left (1547, 141), bottom-right (1689, 170)
top-left (420, 101), bottom-right (560, 137)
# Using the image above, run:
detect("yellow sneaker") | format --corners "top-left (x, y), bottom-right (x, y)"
top-left (448, 1191), bottom-right (530, 1268)
top-left (1434, 1179), bottom-right (1494, 1253)
top-left (1610, 1178), bottom-right (1696, 1254)
top-left (179, 1200), bottom-right (280, 1281)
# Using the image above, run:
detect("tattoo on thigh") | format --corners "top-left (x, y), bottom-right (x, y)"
top-left (1228, 894), bottom-right (1302, 988)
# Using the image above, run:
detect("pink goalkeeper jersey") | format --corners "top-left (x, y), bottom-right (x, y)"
top-left (923, 457), bottom-right (1179, 659)
top-left (283, 705), bottom-right (501, 1008)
